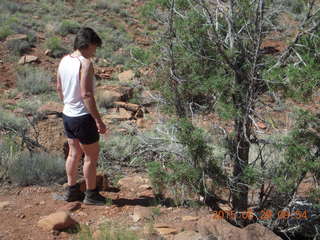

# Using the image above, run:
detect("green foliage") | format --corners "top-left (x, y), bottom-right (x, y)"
top-left (0, 26), bottom-right (12, 41)
top-left (8, 152), bottom-right (65, 186)
top-left (147, 160), bottom-right (202, 206)
top-left (45, 36), bottom-right (68, 58)
top-left (176, 118), bottom-right (208, 167)
top-left (57, 20), bottom-right (80, 36)
top-left (284, 0), bottom-right (306, 14)
top-left (6, 38), bottom-right (32, 56)
top-left (0, 136), bottom-right (20, 180)
top-left (0, 108), bottom-right (28, 134)
top-left (0, 0), bottom-right (22, 14)
top-left (147, 161), bottom-right (167, 195)
top-left (76, 222), bottom-right (139, 240)
top-left (95, 28), bottom-right (132, 66)
top-left (94, 0), bottom-right (125, 13)
top-left (271, 109), bottom-right (320, 202)
top-left (16, 66), bottom-right (53, 95)
top-left (130, 47), bottom-right (153, 65)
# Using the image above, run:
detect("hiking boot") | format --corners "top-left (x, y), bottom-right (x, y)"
top-left (83, 188), bottom-right (106, 205)
top-left (62, 183), bottom-right (85, 202)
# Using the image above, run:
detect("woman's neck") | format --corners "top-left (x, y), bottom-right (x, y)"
top-left (71, 49), bottom-right (90, 58)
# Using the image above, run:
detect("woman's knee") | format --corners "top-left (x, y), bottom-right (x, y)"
top-left (81, 142), bottom-right (99, 160)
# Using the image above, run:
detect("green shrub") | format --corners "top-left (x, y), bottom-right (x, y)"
top-left (57, 20), bottom-right (80, 36)
top-left (45, 36), bottom-right (68, 58)
top-left (94, 0), bottom-right (110, 9)
top-left (0, 26), bottom-right (12, 41)
top-left (16, 66), bottom-right (52, 95)
top-left (0, 108), bottom-right (28, 134)
top-left (6, 39), bottom-right (32, 56)
top-left (76, 221), bottom-right (139, 240)
top-left (0, 0), bottom-right (22, 13)
top-left (8, 152), bottom-right (65, 186)
top-left (0, 136), bottom-right (20, 181)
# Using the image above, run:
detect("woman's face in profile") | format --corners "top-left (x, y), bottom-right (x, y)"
top-left (87, 44), bottom-right (97, 58)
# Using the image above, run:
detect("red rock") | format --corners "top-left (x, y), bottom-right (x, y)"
top-left (38, 211), bottom-right (78, 231)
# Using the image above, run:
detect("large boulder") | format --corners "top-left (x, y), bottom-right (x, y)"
top-left (197, 216), bottom-right (241, 240)
top-left (96, 85), bottom-right (133, 108)
top-left (197, 215), bottom-right (282, 240)
top-left (243, 223), bottom-right (282, 240)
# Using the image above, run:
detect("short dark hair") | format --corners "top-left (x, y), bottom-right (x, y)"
top-left (73, 27), bottom-right (102, 50)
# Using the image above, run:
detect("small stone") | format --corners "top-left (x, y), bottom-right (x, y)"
top-left (0, 201), bottom-right (11, 210)
top-left (45, 49), bottom-right (52, 56)
top-left (181, 216), bottom-right (199, 221)
top-left (39, 201), bottom-right (45, 205)
top-left (155, 227), bottom-right (178, 235)
top-left (38, 211), bottom-right (78, 231)
top-left (257, 122), bottom-right (267, 129)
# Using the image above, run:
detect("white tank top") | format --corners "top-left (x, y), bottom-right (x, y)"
top-left (58, 54), bottom-right (89, 117)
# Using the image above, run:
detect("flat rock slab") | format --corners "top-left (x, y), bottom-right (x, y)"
top-left (118, 70), bottom-right (135, 82)
top-left (18, 55), bottom-right (39, 65)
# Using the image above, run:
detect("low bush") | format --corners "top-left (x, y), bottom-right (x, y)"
top-left (6, 39), bottom-right (33, 56)
top-left (16, 66), bottom-right (53, 95)
top-left (0, 0), bottom-right (22, 14)
top-left (57, 20), bottom-right (80, 36)
top-left (8, 152), bottom-right (65, 186)
top-left (77, 221), bottom-right (139, 240)
top-left (0, 136), bottom-right (20, 181)
top-left (45, 36), bottom-right (69, 58)
top-left (0, 26), bottom-right (12, 41)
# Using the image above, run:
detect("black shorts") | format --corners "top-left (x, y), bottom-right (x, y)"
top-left (62, 113), bottom-right (99, 144)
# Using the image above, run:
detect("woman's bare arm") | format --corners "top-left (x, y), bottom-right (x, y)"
top-left (80, 58), bottom-right (106, 133)
top-left (56, 70), bottom-right (63, 101)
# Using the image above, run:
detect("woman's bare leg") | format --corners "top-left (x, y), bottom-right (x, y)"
top-left (66, 138), bottom-right (83, 186)
top-left (80, 141), bottom-right (99, 190)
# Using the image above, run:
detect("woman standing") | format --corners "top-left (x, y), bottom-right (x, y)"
top-left (56, 27), bottom-right (107, 205)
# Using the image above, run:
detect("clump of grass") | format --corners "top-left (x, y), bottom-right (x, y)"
top-left (45, 36), bottom-right (68, 58)
top-left (6, 38), bottom-right (33, 56)
top-left (8, 152), bottom-right (65, 186)
top-left (76, 221), bottom-right (139, 240)
top-left (16, 66), bottom-right (53, 95)
top-left (0, 0), bottom-right (22, 14)
top-left (0, 26), bottom-right (12, 41)
top-left (0, 136), bottom-right (20, 181)
top-left (57, 20), bottom-right (80, 36)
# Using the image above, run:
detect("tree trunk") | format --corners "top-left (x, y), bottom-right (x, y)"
top-left (231, 71), bottom-right (252, 212)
